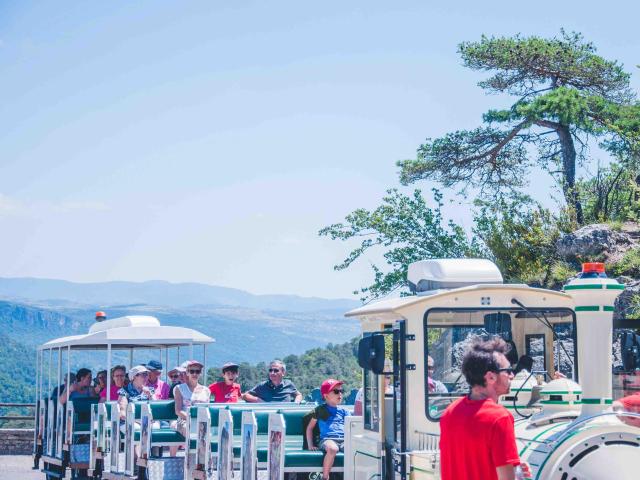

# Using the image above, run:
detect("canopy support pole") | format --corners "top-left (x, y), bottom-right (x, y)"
top-left (177, 347), bottom-right (180, 366)
top-left (107, 344), bottom-right (112, 403)
top-left (203, 344), bottom-right (207, 386)
top-left (164, 348), bottom-right (169, 383)
top-left (57, 348), bottom-right (62, 401)
top-left (48, 349), bottom-right (52, 402)
top-left (66, 346), bottom-right (71, 399)
top-left (35, 349), bottom-right (40, 405)
top-left (129, 349), bottom-right (133, 370)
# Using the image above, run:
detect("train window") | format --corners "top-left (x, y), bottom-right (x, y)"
top-left (363, 366), bottom-right (380, 431)
top-left (424, 307), bottom-right (576, 421)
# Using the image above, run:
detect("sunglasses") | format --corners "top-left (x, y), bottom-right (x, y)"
top-left (188, 369), bottom-right (202, 374)
top-left (137, 372), bottom-right (149, 377)
top-left (427, 365), bottom-right (435, 371)
top-left (495, 367), bottom-right (515, 375)
top-left (169, 374), bottom-right (180, 379)
top-left (268, 368), bottom-right (281, 373)
top-left (332, 389), bottom-right (344, 395)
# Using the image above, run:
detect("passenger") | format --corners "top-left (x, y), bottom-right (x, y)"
top-left (513, 355), bottom-right (534, 376)
top-left (118, 365), bottom-right (153, 419)
top-left (172, 360), bottom-right (210, 437)
top-left (439, 338), bottom-right (530, 480)
top-left (94, 370), bottom-right (107, 396)
top-left (244, 360), bottom-right (302, 403)
top-left (50, 373), bottom-right (75, 401)
top-left (60, 368), bottom-right (97, 405)
top-left (306, 379), bottom-right (351, 480)
top-left (209, 362), bottom-right (242, 403)
top-left (612, 394), bottom-right (640, 427)
top-left (145, 360), bottom-right (170, 400)
top-left (179, 361), bottom-right (189, 384)
top-left (427, 355), bottom-right (448, 394)
top-left (99, 365), bottom-right (127, 403)
top-left (167, 366), bottom-right (185, 399)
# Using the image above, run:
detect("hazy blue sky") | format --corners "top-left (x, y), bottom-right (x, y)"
top-left (0, 1), bottom-right (638, 299)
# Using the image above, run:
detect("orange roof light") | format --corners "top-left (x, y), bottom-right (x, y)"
top-left (582, 262), bottom-right (605, 274)
top-left (95, 311), bottom-right (107, 319)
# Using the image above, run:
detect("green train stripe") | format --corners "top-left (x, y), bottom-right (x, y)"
top-left (575, 306), bottom-right (600, 311)
top-left (564, 283), bottom-right (624, 291)
top-left (581, 398), bottom-right (613, 405)
top-left (564, 284), bottom-right (603, 290)
top-left (603, 306), bottom-right (615, 312)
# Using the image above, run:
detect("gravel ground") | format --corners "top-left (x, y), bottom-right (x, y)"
top-left (0, 455), bottom-right (42, 480)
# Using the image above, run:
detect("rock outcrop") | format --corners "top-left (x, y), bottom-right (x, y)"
top-left (556, 223), bottom-right (637, 265)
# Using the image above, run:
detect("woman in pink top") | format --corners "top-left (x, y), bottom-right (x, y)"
top-left (99, 365), bottom-right (127, 402)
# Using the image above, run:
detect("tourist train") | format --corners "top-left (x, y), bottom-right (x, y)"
top-left (33, 259), bottom-right (640, 480)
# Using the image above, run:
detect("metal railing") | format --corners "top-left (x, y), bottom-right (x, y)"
top-left (415, 430), bottom-right (440, 451)
top-left (0, 402), bottom-right (36, 423)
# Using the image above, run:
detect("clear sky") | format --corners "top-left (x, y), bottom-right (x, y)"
top-left (0, 1), bottom-right (638, 299)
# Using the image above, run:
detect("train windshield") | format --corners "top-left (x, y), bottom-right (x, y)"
top-left (424, 307), bottom-right (576, 420)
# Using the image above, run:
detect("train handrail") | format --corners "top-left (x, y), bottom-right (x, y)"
top-left (0, 402), bottom-right (36, 422)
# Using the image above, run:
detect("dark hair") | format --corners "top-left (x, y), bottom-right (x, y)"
top-left (76, 368), bottom-right (92, 382)
top-left (461, 338), bottom-right (509, 388)
top-left (514, 355), bottom-right (534, 375)
top-left (111, 365), bottom-right (126, 379)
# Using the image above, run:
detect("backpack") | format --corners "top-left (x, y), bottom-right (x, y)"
top-left (302, 404), bottom-right (330, 450)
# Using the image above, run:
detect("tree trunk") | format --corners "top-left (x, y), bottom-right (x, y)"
top-left (557, 125), bottom-right (584, 224)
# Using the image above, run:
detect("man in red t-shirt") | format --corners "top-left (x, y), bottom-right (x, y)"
top-left (440, 337), bottom-right (528, 480)
top-left (209, 362), bottom-right (242, 403)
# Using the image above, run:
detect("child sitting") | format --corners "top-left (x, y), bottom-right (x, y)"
top-left (305, 379), bottom-right (351, 480)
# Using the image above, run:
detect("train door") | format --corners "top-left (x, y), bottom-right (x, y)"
top-left (390, 320), bottom-right (409, 480)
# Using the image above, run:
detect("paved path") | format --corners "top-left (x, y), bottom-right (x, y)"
top-left (0, 455), bottom-right (42, 480)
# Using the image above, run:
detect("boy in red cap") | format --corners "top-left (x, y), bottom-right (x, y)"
top-left (305, 379), bottom-right (351, 480)
top-left (209, 362), bottom-right (242, 403)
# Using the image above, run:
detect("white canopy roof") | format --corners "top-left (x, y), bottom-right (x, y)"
top-left (39, 315), bottom-right (215, 350)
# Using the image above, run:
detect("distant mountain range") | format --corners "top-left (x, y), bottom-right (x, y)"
top-left (0, 277), bottom-right (359, 312)
top-left (0, 277), bottom-right (362, 368)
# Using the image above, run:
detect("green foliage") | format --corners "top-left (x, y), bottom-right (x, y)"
top-left (397, 31), bottom-right (639, 224)
top-left (609, 248), bottom-right (640, 278)
top-left (0, 334), bottom-right (37, 427)
top-left (319, 189), bottom-right (484, 301)
top-left (207, 338), bottom-right (362, 397)
top-left (473, 197), bottom-right (571, 285)
top-left (579, 162), bottom-right (640, 223)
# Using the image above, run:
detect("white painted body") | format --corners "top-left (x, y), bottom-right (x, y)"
top-left (343, 259), bottom-right (639, 480)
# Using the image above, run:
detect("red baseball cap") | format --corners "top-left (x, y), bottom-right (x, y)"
top-left (321, 379), bottom-right (344, 396)
top-left (620, 394), bottom-right (640, 410)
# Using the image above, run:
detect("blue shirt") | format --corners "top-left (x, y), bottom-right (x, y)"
top-left (318, 404), bottom-right (350, 441)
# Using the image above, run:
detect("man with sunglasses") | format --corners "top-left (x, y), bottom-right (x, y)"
top-left (243, 360), bottom-right (302, 403)
top-left (439, 338), bottom-right (529, 480)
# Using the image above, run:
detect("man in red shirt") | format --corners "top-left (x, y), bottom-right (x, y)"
top-left (439, 337), bottom-right (527, 480)
top-left (209, 362), bottom-right (242, 403)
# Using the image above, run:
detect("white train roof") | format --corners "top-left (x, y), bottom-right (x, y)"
top-left (39, 315), bottom-right (215, 350)
top-left (345, 284), bottom-right (573, 320)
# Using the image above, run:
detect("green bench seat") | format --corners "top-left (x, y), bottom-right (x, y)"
top-left (150, 428), bottom-right (184, 444)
